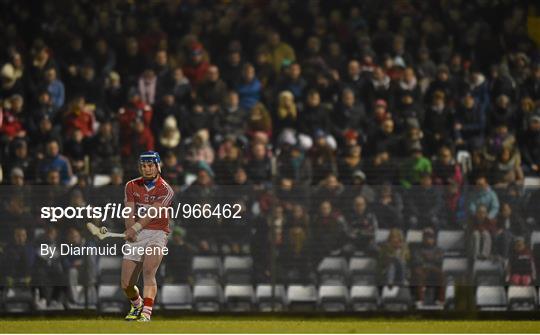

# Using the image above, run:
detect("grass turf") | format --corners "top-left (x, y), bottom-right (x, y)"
top-left (1, 317), bottom-right (540, 333)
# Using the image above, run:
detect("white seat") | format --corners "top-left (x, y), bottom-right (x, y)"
top-left (508, 286), bottom-right (537, 311)
top-left (476, 286), bottom-right (507, 311)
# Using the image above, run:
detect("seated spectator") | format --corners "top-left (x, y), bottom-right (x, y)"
top-left (490, 147), bottom-right (524, 189)
top-left (62, 227), bottom-right (97, 304)
top-left (196, 65), bottom-right (227, 111)
top-left (33, 226), bottom-right (65, 307)
top-left (244, 141), bottom-right (272, 186)
top-left (423, 90), bottom-right (454, 156)
top-left (508, 237), bottom-right (536, 286)
top-left (216, 91), bottom-right (247, 142)
top-left (344, 195), bottom-right (378, 256)
top-left (405, 173), bottom-right (444, 229)
top-left (275, 90), bottom-right (298, 131)
top-left (311, 200), bottom-right (347, 263)
top-left (63, 96), bottom-right (96, 139)
top-left (276, 62), bottom-right (307, 100)
top-left (182, 42), bottom-right (209, 87)
top-left (454, 93), bottom-right (486, 148)
top-left (246, 103), bottom-right (272, 138)
top-left (279, 225), bottom-right (313, 284)
top-left (164, 227), bottom-right (194, 284)
top-left (371, 183), bottom-right (404, 229)
top-left (432, 146), bottom-right (463, 186)
top-left (378, 228), bottom-right (410, 286)
top-left (468, 174), bottom-right (500, 220)
top-left (399, 144), bottom-right (432, 189)
top-left (412, 228), bottom-right (445, 305)
top-left (469, 205), bottom-right (496, 259)
top-left (236, 63), bottom-right (262, 111)
top-left (3, 227), bottom-right (34, 288)
top-left (37, 139), bottom-right (73, 185)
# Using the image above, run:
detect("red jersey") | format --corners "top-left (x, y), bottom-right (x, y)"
top-left (124, 176), bottom-right (174, 233)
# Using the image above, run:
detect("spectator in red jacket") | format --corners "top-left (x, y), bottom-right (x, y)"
top-left (63, 96), bottom-right (96, 138)
top-left (182, 42), bottom-right (210, 87)
top-left (118, 89), bottom-right (153, 154)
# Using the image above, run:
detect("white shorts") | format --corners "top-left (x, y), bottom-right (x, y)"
top-left (122, 229), bottom-right (168, 262)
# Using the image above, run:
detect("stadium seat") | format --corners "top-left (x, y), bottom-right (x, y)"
top-left (507, 286), bottom-right (537, 311)
top-left (160, 285), bottom-right (192, 310)
top-left (66, 285), bottom-right (97, 310)
top-left (476, 286), bottom-right (507, 311)
top-left (98, 256), bottom-right (122, 284)
top-left (350, 285), bottom-right (379, 311)
top-left (317, 257), bottom-right (347, 285)
top-left (97, 285), bottom-right (126, 313)
top-left (224, 285), bottom-right (255, 312)
top-left (192, 256), bottom-right (222, 284)
top-left (193, 284), bottom-right (223, 312)
top-left (444, 285), bottom-right (455, 310)
top-left (524, 177), bottom-right (540, 190)
top-left (287, 285), bottom-right (317, 311)
top-left (349, 257), bottom-right (377, 285)
top-left (256, 284), bottom-right (286, 312)
top-left (375, 229), bottom-right (390, 244)
top-left (473, 259), bottom-right (504, 285)
top-left (406, 229), bottom-right (423, 245)
top-left (318, 285), bottom-right (348, 312)
top-left (437, 230), bottom-right (465, 256)
top-left (3, 288), bottom-right (33, 313)
top-left (442, 257), bottom-right (468, 283)
top-left (531, 231), bottom-right (540, 251)
top-left (381, 286), bottom-right (412, 311)
top-left (223, 256), bottom-right (253, 285)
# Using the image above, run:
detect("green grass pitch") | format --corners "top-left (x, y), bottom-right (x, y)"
top-left (1, 317), bottom-right (540, 333)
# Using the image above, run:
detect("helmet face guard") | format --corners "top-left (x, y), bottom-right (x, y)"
top-left (139, 151), bottom-right (161, 175)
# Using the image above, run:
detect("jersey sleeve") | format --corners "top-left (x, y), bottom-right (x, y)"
top-left (157, 183), bottom-right (174, 206)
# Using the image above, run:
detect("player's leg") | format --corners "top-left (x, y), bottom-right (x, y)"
top-left (121, 259), bottom-right (143, 320)
top-left (138, 249), bottom-right (165, 321)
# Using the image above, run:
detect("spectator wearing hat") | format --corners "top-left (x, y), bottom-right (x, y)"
top-left (411, 228), bottom-right (445, 306)
top-left (1, 63), bottom-right (24, 99)
top-left (183, 42), bottom-right (210, 87)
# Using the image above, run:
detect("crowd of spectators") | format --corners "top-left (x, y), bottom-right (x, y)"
top-left (0, 0), bottom-right (539, 308)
